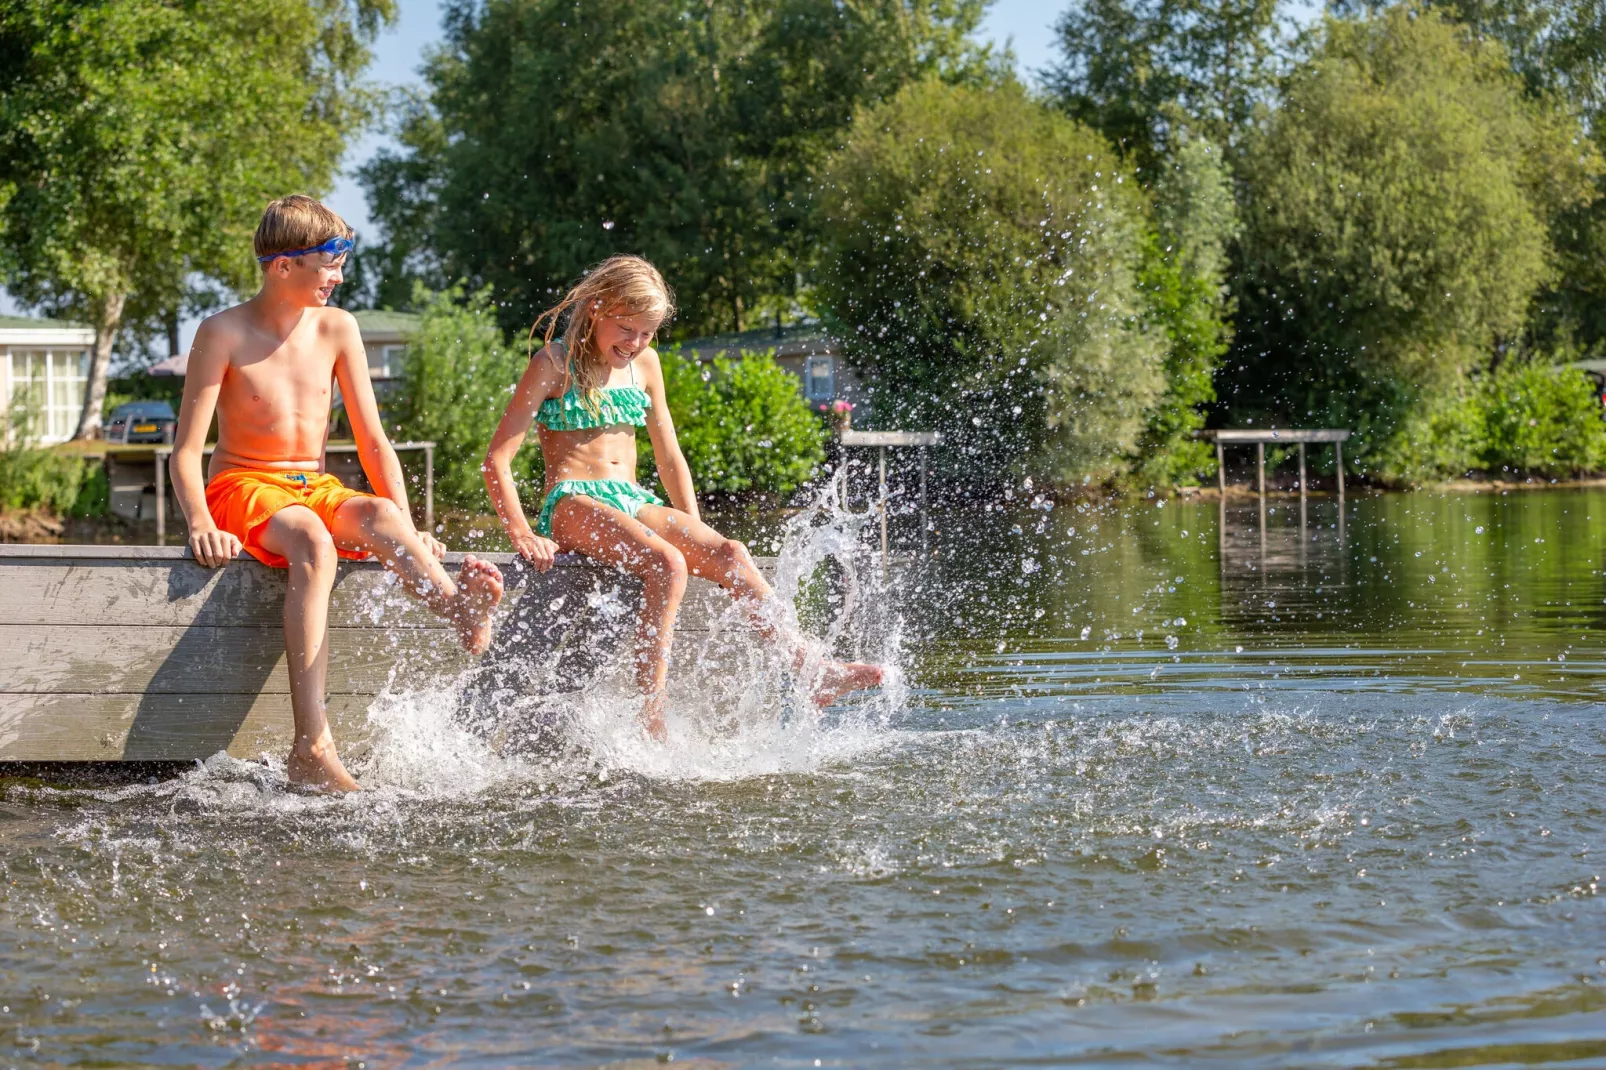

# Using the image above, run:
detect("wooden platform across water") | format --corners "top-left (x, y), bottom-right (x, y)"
top-left (0, 544), bottom-right (754, 763)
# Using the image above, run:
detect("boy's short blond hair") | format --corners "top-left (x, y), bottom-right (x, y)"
top-left (254, 195), bottom-right (354, 266)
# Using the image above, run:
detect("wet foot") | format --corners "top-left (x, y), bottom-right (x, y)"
top-left (810, 660), bottom-right (885, 707)
top-left (286, 734), bottom-right (360, 793)
top-left (641, 692), bottom-right (668, 742)
top-left (452, 556), bottom-right (504, 655)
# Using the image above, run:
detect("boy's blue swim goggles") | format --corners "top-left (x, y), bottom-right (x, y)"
top-left (257, 236), bottom-right (354, 263)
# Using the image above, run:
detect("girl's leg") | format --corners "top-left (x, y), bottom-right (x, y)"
top-left (549, 495), bottom-right (688, 739)
top-left (634, 505), bottom-right (883, 705)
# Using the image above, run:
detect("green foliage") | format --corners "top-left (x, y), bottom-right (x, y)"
top-left (1132, 137), bottom-right (1237, 486)
top-left (1421, 0), bottom-right (1606, 356)
top-left (0, 0), bottom-right (393, 436)
top-left (1043, 0), bottom-right (1286, 168)
top-left (816, 78), bottom-right (1166, 485)
top-left (1372, 361), bottom-right (1606, 480)
top-left (388, 285), bottom-right (537, 511)
top-left (0, 403), bottom-right (108, 517)
top-left (1475, 364), bottom-right (1606, 474)
top-left (359, 0), bottom-right (994, 337)
top-left (1230, 5), bottom-right (1602, 469)
top-left (640, 347), bottom-right (827, 496)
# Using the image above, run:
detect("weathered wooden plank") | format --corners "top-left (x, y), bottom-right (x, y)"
top-left (0, 547), bottom-right (774, 761)
top-left (1200, 429), bottom-right (1351, 444)
top-left (0, 692), bottom-right (376, 761)
top-left (0, 553), bottom-right (753, 631)
top-left (0, 625), bottom-right (471, 695)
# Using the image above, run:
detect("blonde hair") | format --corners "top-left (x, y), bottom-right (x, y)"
top-left (530, 255), bottom-right (675, 414)
top-left (254, 194), bottom-right (354, 267)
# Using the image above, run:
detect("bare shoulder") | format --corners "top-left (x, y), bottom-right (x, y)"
top-left (196, 303), bottom-right (250, 344)
top-left (313, 305), bottom-right (361, 337)
top-left (188, 306), bottom-right (247, 373)
top-left (635, 345), bottom-right (665, 383)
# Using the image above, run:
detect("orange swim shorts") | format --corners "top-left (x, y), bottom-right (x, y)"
top-left (205, 468), bottom-right (373, 568)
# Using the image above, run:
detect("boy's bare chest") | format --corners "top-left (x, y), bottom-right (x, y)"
top-left (224, 346), bottom-right (337, 411)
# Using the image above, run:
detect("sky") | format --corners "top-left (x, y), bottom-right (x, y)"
top-left (0, 0), bottom-right (1068, 350)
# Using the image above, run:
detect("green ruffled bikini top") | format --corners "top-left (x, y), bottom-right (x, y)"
top-left (534, 345), bottom-right (651, 432)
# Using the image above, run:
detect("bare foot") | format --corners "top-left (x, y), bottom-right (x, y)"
top-left (451, 556), bottom-right (504, 655)
top-left (640, 692), bottom-right (668, 742)
top-left (286, 732), bottom-right (360, 793)
top-left (810, 660), bottom-right (884, 707)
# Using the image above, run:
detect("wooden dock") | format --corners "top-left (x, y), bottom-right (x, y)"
top-left (0, 545), bottom-right (747, 763)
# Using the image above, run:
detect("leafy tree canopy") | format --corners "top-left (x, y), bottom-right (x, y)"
top-left (1229, 4), bottom-right (1601, 469)
top-left (1043, 0), bottom-right (1287, 168)
top-left (815, 78), bottom-right (1170, 485)
top-left (0, 0), bottom-right (393, 436)
top-left (359, 0), bottom-right (994, 339)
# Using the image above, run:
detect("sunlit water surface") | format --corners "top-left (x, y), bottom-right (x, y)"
top-left (3, 486), bottom-right (1605, 1068)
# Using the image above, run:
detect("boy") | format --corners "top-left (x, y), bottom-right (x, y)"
top-left (170, 195), bottom-right (504, 792)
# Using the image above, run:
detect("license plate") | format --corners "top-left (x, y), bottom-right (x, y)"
top-left (134, 424), bottom-right (158, 432)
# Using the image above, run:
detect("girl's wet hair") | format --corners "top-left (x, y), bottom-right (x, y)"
top-left (530, 255), bottom-right (675, 415)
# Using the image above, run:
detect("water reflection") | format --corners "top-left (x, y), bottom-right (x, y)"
top-left (4, 487), bottom-right (1605, 1066)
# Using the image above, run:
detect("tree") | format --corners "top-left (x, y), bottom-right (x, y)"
top-left (815, 79), bottom-right (1169, 485)
top-left (1408, 0), bottom-right (1606, 353)
top-left (389, 284), bottom-right (537, 511)
top-left (1132, 136), bottom-right (1238, 485)
top-left (1043, 0), bottom-right (1287, 168)
top-left (1229, 5), bottom-right (1601, 471)
top-left (359, 0), bottom-right (994, 339)
top-left (0, 0), bottom-right (393, 438)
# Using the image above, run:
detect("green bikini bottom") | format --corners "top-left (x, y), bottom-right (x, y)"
top-left (536, 478), bottom-right (665, 537)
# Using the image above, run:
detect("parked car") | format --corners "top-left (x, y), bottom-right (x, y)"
top-left (105, 400), bottom-right (177, 444)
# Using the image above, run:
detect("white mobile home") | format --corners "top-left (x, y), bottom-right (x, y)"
top-left (0, 315), bottom-right (94, 444)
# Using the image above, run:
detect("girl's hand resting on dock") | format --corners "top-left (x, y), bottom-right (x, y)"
top-left (189, 529), bottom-right (243, 568)
top-left (511, 529), bottom-right (560, 572)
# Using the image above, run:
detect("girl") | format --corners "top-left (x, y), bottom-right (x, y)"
top-left (484, 255), bottom-right (883, 738)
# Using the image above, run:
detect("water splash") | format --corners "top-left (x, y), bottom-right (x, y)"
top-left (357, 467), bottom-right (911, 788)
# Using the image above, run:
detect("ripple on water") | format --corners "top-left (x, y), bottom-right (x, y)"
top-left (4, 489), bottom-right (1606, 1065)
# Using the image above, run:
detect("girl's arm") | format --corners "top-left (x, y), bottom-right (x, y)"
top-left (639, 348), bottom-right (698, 522)
top-left (484, 348), bottom-right (564, 569)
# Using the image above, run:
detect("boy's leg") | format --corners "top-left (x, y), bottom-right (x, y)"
top-left (328, 496), bottom-right (503, 655)
top-left (635, 505), bottom-right (883, 706)
top-left (549, 496), bottom-right (688, 740)
top-left (256, 505), bottom-right (360, 793)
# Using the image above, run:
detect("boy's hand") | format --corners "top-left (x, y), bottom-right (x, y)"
top-left (512, 530), bottom-right (559, 572)
top-left (189, 529), bottom-right (242, 568)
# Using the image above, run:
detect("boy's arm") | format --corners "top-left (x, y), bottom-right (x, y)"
top-left (483, 348), bottom-right (563, 570)
top-left (331, 313), bottom-right (441, 557)
top-left (639, 349), bottom-right (698, 522)
top-left (169, 320), bottom-right (239, 567)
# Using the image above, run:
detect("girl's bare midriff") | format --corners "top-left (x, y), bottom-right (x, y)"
top-left (537, 389), bottom-right (642, 491)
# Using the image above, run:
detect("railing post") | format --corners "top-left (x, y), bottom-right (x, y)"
top-left (424, 443), bottom-right (435, 533)
top-left (1257, 442), bottom-right (1265, 499)
top-left (154, 448), bottom-right (166, 545)
top-left (1217, 440), bottom-right (1226, 494)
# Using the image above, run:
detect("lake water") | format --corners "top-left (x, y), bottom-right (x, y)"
top-left (3, 486), bottom-right (1605, 1067)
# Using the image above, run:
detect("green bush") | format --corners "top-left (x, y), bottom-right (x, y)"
top-left (0, 404), bottom-right (108, 517)
top-left (640, 346), bottom-right (827, 496)
top-left (1231, 6), bottom-right (1601, 467)
top-left (1374, 361), bottom-right (1606, 480)
top-left (388, 285), bottom-right (539, 512)
top-left (1476, 364), bottom-right (1606, 476)
top-left (815, 78), bottom-right (1166, 485)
